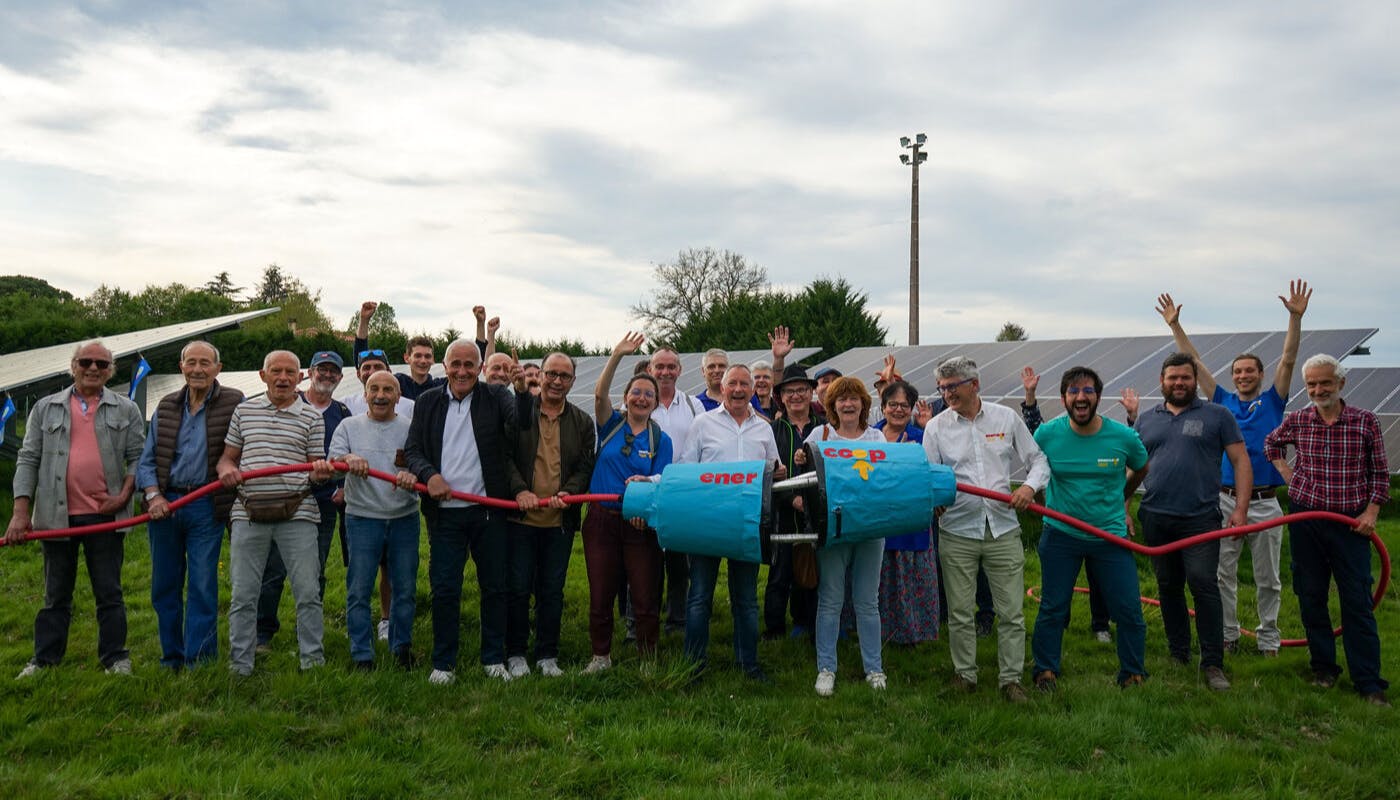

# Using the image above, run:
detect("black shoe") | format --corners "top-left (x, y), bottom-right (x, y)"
top-left (394, 648), bottom-right (417, 670)
top-left (1311, 671), bottom-right (1339, 689)
top-left (352, 660), bottom-right (374, 672)
top-left (744, 666), bottom-right (773, 685)
top-left (975, 617), bottom-right (994, 639)
top-left (1169, 653), bottom-right (1191, 667)
top-left (1034, 670), bottom-right (1057, 693)
top-left (761, 629), bottom-right (785, 642)
top-left (1361, 690), bottom-right (1390, 707)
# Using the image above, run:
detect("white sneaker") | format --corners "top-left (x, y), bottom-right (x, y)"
top-left (537, 658), bottom-right (564, 677)
top-left (866, 671), bottom-right (887, 690)
top-left (581, 655), bottom-right (612, 675)
top-left (815, 669), bottom-right (836, 696)
top-left (377, 619), bottom-right (390, 642)
top-left (507, 656), bottom-right (530, 678)
top-left (1095, 630), bottom-right (1112, 644)
top-left (15, 663), bottom-right (40, 680)
top-left (428, 669), bottom-right (455, 685)
top-left (106, 658), bottom-right (133, 676)
top-left (483, 663), bottom-right (513, 682)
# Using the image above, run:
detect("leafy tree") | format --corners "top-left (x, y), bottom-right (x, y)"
top-left (203, 271), bottom-right (243, 300)
top-left (631, 247), bottom-right (768, 344)
top-left (0, 275), bottom-right (74, 301)
top-left (996, 321), bottom-right (1028, 342)
top-left (345, 302), bottom-right (405, 341)
top-left (789, 278), bottom-right (888, 357)
top-left (252, 264), bottom-right (292, 305)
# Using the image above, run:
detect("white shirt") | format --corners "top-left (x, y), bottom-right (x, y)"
top-left (344, 393), bottom-right (415, 419)
top-left (923, 400), bottom-right (1050, 540)
top-left (679, 405), bottom-right (780, 465)
top-left (439, 389), bottom-right (485, 507)
top-left (651, 389), bottom-right (706, 457)
top-left (803, 424), bottom-right (883, 446)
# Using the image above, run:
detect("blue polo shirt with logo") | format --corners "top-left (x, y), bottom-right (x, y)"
top-left (1134, 398), bottom-right (1243, 517)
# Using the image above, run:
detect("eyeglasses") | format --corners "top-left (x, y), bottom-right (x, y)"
top-left (936, 377), bottom-right (975, 395)
top-left (884, 401), bottom-right (912, 411)
top-left (76, 358), bottom-right (112, 370)
top-left (543, 370), bottom-right (575, 383)
top-left (1065, 386), bottom-right (1098, 396)
top-left (780, 386), bottom-right (812, 396)
top-left (627, 388), bottom-right (656, 399)
top-left (358, 349), bottom-right (387, 361)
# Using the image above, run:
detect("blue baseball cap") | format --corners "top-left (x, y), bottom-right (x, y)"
top-left (310, 351), bottom-right (344, 369)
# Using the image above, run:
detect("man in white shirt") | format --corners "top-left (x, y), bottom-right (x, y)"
top-left (924, 356), bottom-right (1049, 703)
top-left (679, 365), bottom-right (786, 683)
top-left (646, 347), bottom-right (708, 633)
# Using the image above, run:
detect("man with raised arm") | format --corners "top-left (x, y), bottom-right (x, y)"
top-left (1264, 354), bottom-right (1389, 706)
top-left (1156, 280), bottom-right (1310, 657)
top-left (646, 346), bottom-right (708, 634)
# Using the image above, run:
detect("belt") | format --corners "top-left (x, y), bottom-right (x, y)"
top-left (167, 485), bottom-right (202, 495)
top-left (1222, 486), bottom-right (1278, 500)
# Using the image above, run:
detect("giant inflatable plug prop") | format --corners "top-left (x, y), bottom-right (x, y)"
top-left (805, 442), bottom-right (956, 545)
top-left (621, 460), bottom-right (771, 562)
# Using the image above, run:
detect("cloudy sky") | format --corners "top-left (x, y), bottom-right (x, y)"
top-left (3, 2), bottom-right (1397, 364)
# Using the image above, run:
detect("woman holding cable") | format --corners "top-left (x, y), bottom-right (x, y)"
top-left (582, 332), bottom-right (674, 673)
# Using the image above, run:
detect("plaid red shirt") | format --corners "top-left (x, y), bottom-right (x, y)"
top-left (1264, 400), bottom-right (1390, 512)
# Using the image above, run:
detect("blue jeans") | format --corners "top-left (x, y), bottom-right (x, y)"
top-left (345, 512), bottom-right (420, 662)
top-left (1140, 508), bottom-right (1224, 668)
top-left (506, 522), bottom-right (574, 661)
top-left (148, 494), bottom-right (225, 668)
top-left (816, 538), bottom-right (883, 674)
top-left (1289, 502), bottom-right (1388, 695)
top-left (1032, 530), bottom-right (1148, 684)
top-left (428, 506), bottom-right (509, 671)
top-left (684, 555), bottom-right (760, 670)
top-left (257, 498), bottom-right (342, 644)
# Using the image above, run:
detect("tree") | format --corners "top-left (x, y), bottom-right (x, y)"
top-left (631, 247), bottom-right (768, 344)
top-left (203, 271), bottom-right (243, 301)
top-left (0, 275), bottom-right (74, 301)
top-left (252, 264), bottom-right (291, 305)
top-left (345, 301), bottom-right (405, 341)
top-left (996, 321), bottom-right (1028, 342)
top-left (790, 278), bottom-right (888, 356)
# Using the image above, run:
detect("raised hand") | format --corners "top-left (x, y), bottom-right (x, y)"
top-left (487, 317), bottom-right (501, 337)
top-left (614, 331), bottom-right (645, 357)
top-left (1120, 387), bottom-right (1140, 419)
top-left (914, 399), bottom-right (933, 427)
top-left (473, 305), bottom-right (486, 324)
top-left (360, 301), bottom-right (378, 323)
top-left (768, 326), bottom-right (794, 359)
top-left (1155, 293), bottom-right (1181, 326)
top-left (1020, 366), bottom-right (1039, 395)
top-left (1280, 279), bottom-right (1312, 317)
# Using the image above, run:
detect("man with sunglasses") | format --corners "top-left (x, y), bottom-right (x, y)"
top-left (922, 356), bottom-right (1049, 703)
top-left (9, 341), bottom-right (145, 678)
top-left (345, 348), bottom-right (415, 419)
top-left (503, 353), bottom-right (597, 677)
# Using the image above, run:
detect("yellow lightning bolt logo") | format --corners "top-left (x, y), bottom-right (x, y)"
top-left (852, 460), bottom-right (874, 480)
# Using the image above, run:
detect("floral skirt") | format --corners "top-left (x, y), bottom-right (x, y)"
top-left (878, 547), bottom-right (940, 644)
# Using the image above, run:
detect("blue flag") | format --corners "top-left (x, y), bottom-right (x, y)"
top-left (128, 356), bottom-right (152, 400)
top-left (0, 396), bottom-right (15, 427)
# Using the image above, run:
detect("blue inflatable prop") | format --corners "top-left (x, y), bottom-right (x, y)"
top-left (622, 461), bottom-right (770, 562)
top-left (805, 441), bottom-right (955, 545)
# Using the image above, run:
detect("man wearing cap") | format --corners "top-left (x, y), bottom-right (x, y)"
top-left (219, 350), bottom-right (336, 675)
top-left (766, 364), bottom-right (824, 639)
top-left (256, 348), bottom-right (352, 652)
top-left (137, 340), bottom-right (244, 670)
top-left (812, 366), bottom-right (841, 417)
top-left (8, 340), bottom-right (145, 678)
top-left (345, 347), bottom-right (415, 419)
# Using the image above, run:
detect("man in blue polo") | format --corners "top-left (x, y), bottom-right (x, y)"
top-left (1135, 352), bottom-right (1252, 691)
top-left (1157, 280), bottom-right (1310, 656)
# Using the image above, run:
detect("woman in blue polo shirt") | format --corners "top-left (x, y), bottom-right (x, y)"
top-left (582, 333), bottom-right (673, 674)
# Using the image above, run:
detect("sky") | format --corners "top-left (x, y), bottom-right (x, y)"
top-left (2, 2), bottom-right (1398, 364)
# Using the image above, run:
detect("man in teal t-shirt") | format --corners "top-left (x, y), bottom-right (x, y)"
top-left (1030, 366), bottom-right (1150, 690)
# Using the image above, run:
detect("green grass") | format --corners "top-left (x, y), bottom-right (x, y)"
top-left (0, 500), bottom-right (1398, 799)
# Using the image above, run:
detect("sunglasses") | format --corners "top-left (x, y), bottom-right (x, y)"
top-left (358, 349), bottom-right (388, 361)
top-left (621, 429), bottom-right (637, 458)
top-left (76, 358), bottom-right (112, 370)
top-left (1065, 386), bottom-right (1098, 396)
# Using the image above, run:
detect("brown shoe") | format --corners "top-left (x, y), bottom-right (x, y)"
top-left (1119, 674), bottom-right (1146, 689)
top-left (1001, 682), bottom-right (1029, 703)
top-left (1204, 666), bottom-right (1231, 692)
top-left (950, 674), bottom-right (977, 694)
top-left (1034, 670), bottom-right (1057, 693)
top-left (1361, 691), bottom-right (1390, 707)
top-left (1312, 671), bottom-right (1339, 689)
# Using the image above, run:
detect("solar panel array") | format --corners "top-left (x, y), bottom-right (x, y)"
top-left (1318, 367), bottom-right (1400, 476)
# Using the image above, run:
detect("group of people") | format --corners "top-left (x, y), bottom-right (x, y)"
top-left (4, 282), bottom-right (1390, 706)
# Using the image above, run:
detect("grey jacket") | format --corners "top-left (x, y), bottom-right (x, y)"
top-left (13, 385), bottom-right (146, 532)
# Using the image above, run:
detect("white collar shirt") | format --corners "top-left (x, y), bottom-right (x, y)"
top-left (680, 405), bottom-right (779, 465)
top-left (439, 389), bottom-right (485, 507)
top-left (651, 389), bottom-right (704, 456)
top-left (922, 400), bottom-right (1050, 539)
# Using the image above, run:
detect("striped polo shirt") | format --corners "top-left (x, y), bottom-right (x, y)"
top-left (225, 396), bottom-right (326, 523)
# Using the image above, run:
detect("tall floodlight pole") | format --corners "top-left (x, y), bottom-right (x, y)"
top-left (899, 133), bottom-right (928, 345)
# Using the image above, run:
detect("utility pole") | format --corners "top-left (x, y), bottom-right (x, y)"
top-left (899, 133), bottom-right (927, 345)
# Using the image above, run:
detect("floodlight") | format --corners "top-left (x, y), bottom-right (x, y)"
top-left (900, 136), bottom-right (910, 147)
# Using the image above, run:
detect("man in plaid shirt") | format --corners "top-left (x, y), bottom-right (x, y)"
top-left (1264, 353), bottom-right (1390, 706)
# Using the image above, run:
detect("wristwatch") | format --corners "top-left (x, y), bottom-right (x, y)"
top-left (145, 490), bottom-right (161, 503)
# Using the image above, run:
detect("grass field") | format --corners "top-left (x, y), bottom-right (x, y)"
top-left (1, 476), bottom-right (1397, 799)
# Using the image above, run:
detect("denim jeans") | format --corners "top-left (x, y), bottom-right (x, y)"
top-left (345, 512), bottom-right (420, 662)
top-left (1032, 530), bottom-right (1148, 684)
top-left (1140, 508), bottom-right (1224, 669)
top-left (428, 506), bottom-right (508, 671)
top-left (34, 516), bottom-right (127, 668)
top-left (1289, 502), bottom-right (1388, 695)
top-left (148, 494), bottom-right (225, 668)
top-left (229, 519), bottom-right (324, 673)
top-left (257, 498), bottom-right (342, 644)
top-left (815, 538), bottom-right (884, 675)
top-left (684, 555), bottom-right (760, 670)
top-left (506, 521), bottom-right (574, 661)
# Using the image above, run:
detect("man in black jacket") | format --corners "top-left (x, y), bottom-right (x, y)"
top-left (404, 338), bottom-right (522, 685)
